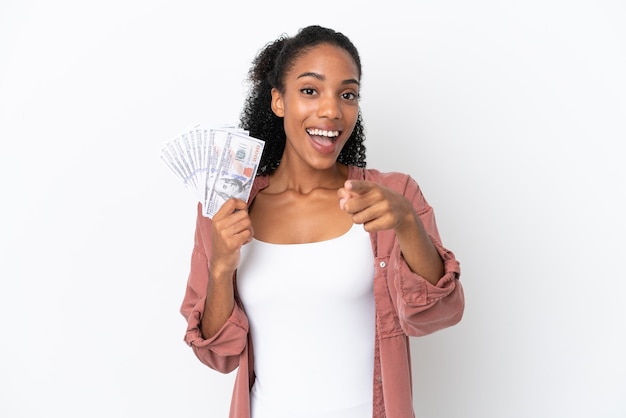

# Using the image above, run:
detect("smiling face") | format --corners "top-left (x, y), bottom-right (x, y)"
top-left (270, 43), bottom-right (360, 172)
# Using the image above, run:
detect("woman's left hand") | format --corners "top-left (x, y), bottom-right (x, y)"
top-left (337, 180), bottom-right (414, 233)
top-left (338, 179), bottom-right (444, 283)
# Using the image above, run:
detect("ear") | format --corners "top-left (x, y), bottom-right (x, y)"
top-left (271, 88), bottom-right (285, 117)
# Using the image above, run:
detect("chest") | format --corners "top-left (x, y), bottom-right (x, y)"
top-left (249, 188), bottom-right (353, 244)
top-left (239, 223), bottom-right (374, 303)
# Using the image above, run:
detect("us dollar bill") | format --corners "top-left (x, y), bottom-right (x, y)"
top-left (160, 124), bottom-right (264, 218)
top-left (203, 129), bottom-right (264, 218)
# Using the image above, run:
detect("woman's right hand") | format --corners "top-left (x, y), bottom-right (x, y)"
top-left (209, 198), bottom-right (254, 280)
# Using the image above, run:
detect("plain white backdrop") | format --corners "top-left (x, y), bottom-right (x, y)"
top-left (1, 1), bottom-right (625, 417)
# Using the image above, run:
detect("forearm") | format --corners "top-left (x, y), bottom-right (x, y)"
top-left (201, 267), bottom-right (236, 339)
top-left (395, 211), bottom-right (444, 285)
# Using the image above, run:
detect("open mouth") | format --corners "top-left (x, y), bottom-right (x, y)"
top-left (306, 128), bottom-right (340, 144)
top-left (306, 128), bottom-right (341, 154)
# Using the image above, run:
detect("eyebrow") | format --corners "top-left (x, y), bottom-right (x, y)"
top-left (296, 71), bottom-right (360, 86)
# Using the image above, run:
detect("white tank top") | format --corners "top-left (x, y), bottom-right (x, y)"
top-left (237, 223), bottom-right (375, 418)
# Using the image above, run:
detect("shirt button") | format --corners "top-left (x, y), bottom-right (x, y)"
top-left (379, 261), bottom-right (386, 268)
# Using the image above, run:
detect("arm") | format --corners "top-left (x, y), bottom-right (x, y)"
top-left (338, 178), bottom-right (442, 283)
top-left (179, 200), bottom-right (252, 372)
top-left (339, 174), bottom-right (464, 336)
top-left (385, 196), bottom-right (444, 285)
top-left (202, 198), bottom-right (252, 338)
top-left (387, 175), bottom-right (464, 336)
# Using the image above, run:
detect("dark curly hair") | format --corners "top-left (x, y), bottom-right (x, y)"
top-left (239, 25), bottom-right (367, 176)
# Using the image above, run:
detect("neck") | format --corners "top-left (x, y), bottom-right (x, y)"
top-left (268, 160), bottom-right (348, 195)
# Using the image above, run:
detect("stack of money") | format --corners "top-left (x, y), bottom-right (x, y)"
top-left (160, 124), bottom-right (265, 218)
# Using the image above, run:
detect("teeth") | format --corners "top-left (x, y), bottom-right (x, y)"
top-left (307, 128), bottom-right (339, 137)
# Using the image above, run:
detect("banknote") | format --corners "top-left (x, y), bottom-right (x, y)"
top-left (160, 124), bottom-right (264, 218)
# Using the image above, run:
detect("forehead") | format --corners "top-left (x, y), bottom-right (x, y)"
top-left (287, 43), bottom-right (360, 81)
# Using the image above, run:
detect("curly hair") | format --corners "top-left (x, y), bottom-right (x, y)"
top-left (239, 25), bottom-right (367, 176)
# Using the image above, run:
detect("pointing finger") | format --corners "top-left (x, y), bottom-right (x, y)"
top-left (344, 180), bottom-right (373, 195)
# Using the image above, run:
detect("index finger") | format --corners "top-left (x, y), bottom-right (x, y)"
top-left (213, 198), bottom-right (248, 220)
top-left (344, 180), bottom-right (374, 195)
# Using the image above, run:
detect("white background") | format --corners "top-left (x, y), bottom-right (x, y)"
top-left (1, 1), bottom-right (625, 417)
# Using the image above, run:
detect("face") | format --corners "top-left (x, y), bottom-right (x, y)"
top-left (215, 177), bottom-right (243, 196)
top-left (271, 43), bottom-right (360, 171)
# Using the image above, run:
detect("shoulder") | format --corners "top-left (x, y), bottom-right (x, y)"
top-left (250, 175), bottom-right (270, 198)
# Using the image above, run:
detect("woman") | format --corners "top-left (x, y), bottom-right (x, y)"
top-left (180, 25), bottom-right (464, 418)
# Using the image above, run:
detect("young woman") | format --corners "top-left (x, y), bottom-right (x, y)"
top-left (180, 25), bottom-right (465, 418)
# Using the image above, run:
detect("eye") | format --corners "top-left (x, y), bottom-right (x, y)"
top-left (300, 88), bottom-right (317, 96)
top-left (342, 92), bottom-right (358, 101)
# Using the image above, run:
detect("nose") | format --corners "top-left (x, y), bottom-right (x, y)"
top-left (317, 95), bottom-right (342, 119)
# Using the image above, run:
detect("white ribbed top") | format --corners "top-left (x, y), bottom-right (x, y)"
top-left (237, 223), bottom-right (375, 418)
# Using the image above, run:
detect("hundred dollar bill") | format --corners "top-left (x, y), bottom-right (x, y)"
top-left (203, 130), bottom-right (265, 218)
top-left (160, 124), bottom-right (264, 218)
top-left (160, 125), bottom-right (208, 200)
top-left (160, 137), bottom-right (196, 189)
